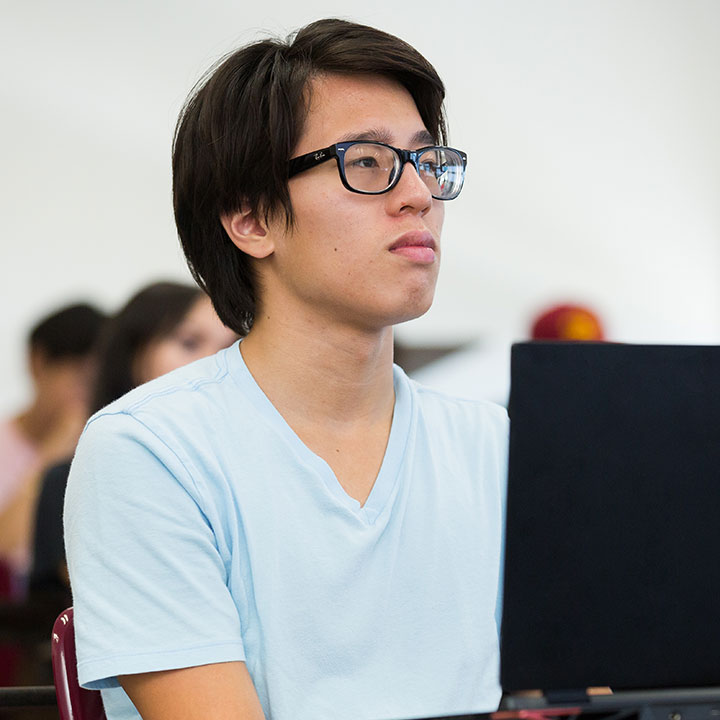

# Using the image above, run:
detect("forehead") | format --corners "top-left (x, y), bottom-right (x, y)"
top-left (294, 73), bottom-right (429, 155)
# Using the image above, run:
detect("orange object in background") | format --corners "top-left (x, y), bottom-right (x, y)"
top-left (530, 304), bottom-right (605, 341)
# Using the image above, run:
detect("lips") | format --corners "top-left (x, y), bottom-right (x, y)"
top-left (388, 231), bottom-right (436, 252)
top-left (389, 231), bottom-right (437, 264)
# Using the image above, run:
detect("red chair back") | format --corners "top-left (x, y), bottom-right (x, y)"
top-left (51, 607), bottom-right (107, 720)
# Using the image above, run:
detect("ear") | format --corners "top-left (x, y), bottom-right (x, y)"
top-left (220, 207), bottom-right (274, 259)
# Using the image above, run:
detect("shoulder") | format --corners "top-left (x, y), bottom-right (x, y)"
top-left (0, 418), bottom-right (36, 459)
top-left (69, 344), bottom-right (254, 506)
top-left (97, 344), bottom-right (236, 418)
top-left (68, 347), bottom-right (235, 497)
top-left (0, 419), bottom-right (39, 506)
top-left (84, 343), bottom-right (244, 446)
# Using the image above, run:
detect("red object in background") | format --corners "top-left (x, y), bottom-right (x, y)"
top-left (531, 304), bottom-right (605, 341)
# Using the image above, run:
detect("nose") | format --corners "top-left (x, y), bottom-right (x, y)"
top-left (387, 160), bottom-right (433, 215)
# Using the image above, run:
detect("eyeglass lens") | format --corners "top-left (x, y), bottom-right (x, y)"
top-left (342, 143), bottom-right (464, 199)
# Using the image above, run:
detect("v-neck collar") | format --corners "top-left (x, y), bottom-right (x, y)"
top-left (225, 342), bottom-right (413, 525)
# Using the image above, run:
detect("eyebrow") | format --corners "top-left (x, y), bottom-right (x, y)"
top-left (337, 127), bottom-right (436, 147)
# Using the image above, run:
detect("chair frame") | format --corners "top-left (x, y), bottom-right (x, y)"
top-left (51, 607), bottom-right (106, 720)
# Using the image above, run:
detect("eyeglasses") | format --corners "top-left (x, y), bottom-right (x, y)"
top-left (288, 141), bottom-right (468, 201)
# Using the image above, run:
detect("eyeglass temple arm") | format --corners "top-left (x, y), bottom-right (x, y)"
top-left (288, 146), bottom-right (337, 178)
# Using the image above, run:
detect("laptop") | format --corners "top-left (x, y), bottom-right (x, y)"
top-left (501, 342), bottom-right (720, 696)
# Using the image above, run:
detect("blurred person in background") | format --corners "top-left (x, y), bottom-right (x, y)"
top-left (0, 303), bottom-right (105, 592)
top-left (29, 281), bottom-right (238, 613)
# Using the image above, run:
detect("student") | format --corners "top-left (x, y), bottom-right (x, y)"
top-left (0, 303), bottom-right (104, 584)
top-left (65, 19), bottom-right (508, 720)
top-left (30, 281), bottom-right (237, 610)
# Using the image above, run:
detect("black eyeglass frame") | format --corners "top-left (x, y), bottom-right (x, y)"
top-left (287, 141), bottom-right (468, 201)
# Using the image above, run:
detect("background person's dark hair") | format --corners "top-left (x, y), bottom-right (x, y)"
top-left (28, 303), bottom-right (105, 360)
top-left (173, 17), bottom-right (448, 336)
top-left (92, 282), bottom-right (202, 412)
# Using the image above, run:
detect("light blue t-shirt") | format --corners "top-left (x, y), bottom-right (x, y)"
top-left (64, 342), bottom-right (508, 720)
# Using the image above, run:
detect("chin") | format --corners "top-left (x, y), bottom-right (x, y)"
top-left (388, 290), bottom-right (436, 327)
top-left (349, 281), bottom-right (437, 331)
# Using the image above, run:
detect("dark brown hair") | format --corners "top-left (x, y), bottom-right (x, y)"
top-left (29, 303), bottom-right (105, 360)
top-left (173, 18), bottom-right (447, 335)
top-left (92, 282), bottom-right (202, 412)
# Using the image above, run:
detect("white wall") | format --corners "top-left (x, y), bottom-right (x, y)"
top-left (2, 0), bottom-right (719, 414)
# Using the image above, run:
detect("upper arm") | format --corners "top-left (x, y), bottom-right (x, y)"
top-left (65, 413), bottom-right (246, 689)
top-left (119, 661), bottom-right (265, 720)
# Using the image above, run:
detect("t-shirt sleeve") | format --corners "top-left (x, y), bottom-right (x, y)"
top-left (64, 410), bottom-right (245, 690)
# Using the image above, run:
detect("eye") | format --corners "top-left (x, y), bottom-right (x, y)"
top-left (176, 333), bottom-right (201, 352)
top-left (349, 156), bottom-right (380, 170)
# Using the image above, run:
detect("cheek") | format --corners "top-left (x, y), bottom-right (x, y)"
top-left (425, 201), bottom-right (445, 240)
top-left (136, 342), bottom-right (186, 383)
top-left (208, 332), bottom-right (237, 355)
top-left (435, 201), bottom-right (445, 231)
top-left (280, 195), bottom-right (357, 271)
top-left (295, 184), bottom-right (375, 247)
top-left (186, 343), bottom-right (215, 363)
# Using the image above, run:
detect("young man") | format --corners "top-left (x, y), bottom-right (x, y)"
top-left (65, 19), bottom-right (508, 720)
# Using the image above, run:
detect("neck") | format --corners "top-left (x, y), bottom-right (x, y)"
top-left (240, 311), bottom-right (395, 429)
top-left (13, 401), bottom-right (56, 446)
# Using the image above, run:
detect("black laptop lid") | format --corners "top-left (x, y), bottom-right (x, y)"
top-left (501, 342), bottom-right (720, 693)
